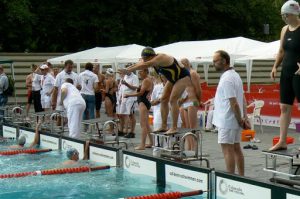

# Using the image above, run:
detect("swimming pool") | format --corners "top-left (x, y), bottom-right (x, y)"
top-left (0, 144), bottom-right (203, 199)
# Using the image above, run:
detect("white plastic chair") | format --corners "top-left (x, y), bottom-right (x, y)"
top-left (247, 100), bottom-right (264, 134)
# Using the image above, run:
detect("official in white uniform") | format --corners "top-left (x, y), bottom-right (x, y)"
top-left (61, 78), bottom-right (86, 138)
top-left (212, 50), bottom-right (250, 176)
top-left (79, 63), bottom-right (99, 119)
top-left (52, 60), bottom-right (80, 111)
top-left (40, 64), bottom-right (55, 111)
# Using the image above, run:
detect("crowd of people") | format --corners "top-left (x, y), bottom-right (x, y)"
top-left (0, 0), bottom-right (299, 176)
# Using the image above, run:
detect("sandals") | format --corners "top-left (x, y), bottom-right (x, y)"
top-left (243, 144), bottom-right (259, 150)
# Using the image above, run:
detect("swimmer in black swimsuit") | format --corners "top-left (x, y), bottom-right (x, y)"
top-left (124, 69), bottom-right (153, 150)
top-left (104, 68), bottom-right (117, 117)
top-left (119, 47), bottom-right (193, 135)
top-left (270, 0), bottom-right (300, 151)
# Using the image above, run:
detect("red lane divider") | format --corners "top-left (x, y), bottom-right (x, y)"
top-left (0, 165), bottom-right (111, 179)
top-left (124, 190), bottom-right (204, 199)
top-left (0, 148), bottom-right (52, 156)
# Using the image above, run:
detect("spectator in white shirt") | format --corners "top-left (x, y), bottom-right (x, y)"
top-left (40, 64), bottom-right (55, 111)
top-left (0, 65), bottom-right (8, 106)
top-left (79, 62), bottom-right (99, 120)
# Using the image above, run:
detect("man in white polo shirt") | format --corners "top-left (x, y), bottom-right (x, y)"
top-left (60, 78), bottom-right (86, 138)
top-left (52, 60), bottom-right (80, 111)
top-left (40, 64), bottom-right (55, 111)
top-left (212, 50), bottom-right (250, 176)
top-left (119, 65), bottom-right (139, 138)
top-left (79, 62), bottom-right (99, 119)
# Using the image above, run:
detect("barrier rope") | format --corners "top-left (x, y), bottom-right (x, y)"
top-left (0, 165), bottom-right (111, 179)
top-left (0, 148), bottom-right (52, 156)
top-left (124, 190), bottom-right (204, 199)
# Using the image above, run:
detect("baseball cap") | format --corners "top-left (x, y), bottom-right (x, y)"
top-left (40, 64), bottom-right (49, 70)
top-left (281, 0), bottom-right (300, 15)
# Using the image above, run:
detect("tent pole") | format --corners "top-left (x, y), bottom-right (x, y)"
top-left (76, 63), bottom-right (80, 74)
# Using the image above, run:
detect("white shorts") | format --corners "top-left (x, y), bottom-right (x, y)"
top-left (119, 100), bottom-right (136, 115)
top-left (41, 95), bottom-right (51, 109)
top-left (218, 127), bottom-right (241, 144)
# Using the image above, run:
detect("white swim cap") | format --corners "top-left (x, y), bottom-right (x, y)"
top-left (281, 0), bottom-right (300, 15)
top-left (18, 135), bottom-right (26, 146)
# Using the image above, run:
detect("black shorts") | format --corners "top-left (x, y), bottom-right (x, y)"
top-left (280, 74), bottom-right (300, 105)
top-left (95, 92), bottom-right (102, 110)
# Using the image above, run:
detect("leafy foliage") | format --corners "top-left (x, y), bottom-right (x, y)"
top-left (0, 0), bottom-right (285, 52)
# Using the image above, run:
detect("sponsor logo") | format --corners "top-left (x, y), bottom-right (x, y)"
top-left (92, 151), bottom-right (113, 159)
top-left (41, 138), bottom-right (57, 146)
top-left (169, 171), bottom-right (203, 183)
top-left (124, 156), bottom-right (140, 169)
top-left (219, 179), bottom-right (244, 196)
top-left (62, 140), bottom-right (73, 150)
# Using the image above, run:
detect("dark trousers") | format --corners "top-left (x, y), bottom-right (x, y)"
top-left (32, 90), bottom-right (43, 112)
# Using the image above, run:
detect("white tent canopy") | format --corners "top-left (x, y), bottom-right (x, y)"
top-left (234, 40), bottom-right (279, 92)
top-left (154, 37), bottom-right (266, 90)
top-left (47, 44), bottom-right (145, 72)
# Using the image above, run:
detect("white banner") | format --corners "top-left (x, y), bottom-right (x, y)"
top-left (216, 177), bottom-right (271, 199)
top-left (19, 129), bottom-right (35, 145)
top-left (61, 139), bottom-right (84, 159)
top-left (165, 165), bottom-right (208, 190)
top-left (89, 146), bottom-right (117, 166)
top-left (40, 135), bottom-right (59, 150)
top-left (287, 193), bottom-right (300, 199)
top-left (123, 154), bottom-right (156, 178)
top-left (2, 125), bottom-right (17, 138)
top-left (258, 116), bottom-right (300, 129)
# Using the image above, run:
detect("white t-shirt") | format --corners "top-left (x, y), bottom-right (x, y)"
top-left (32, 73), bottom-right (42, 91)
top-left (79, 70), bottom-right (99, 95)
top-left (117, 80), bottom-right (126, 105)
top-left (212, 69), bottom-right (244, 129)
top-left (150, 83), bottom-right (175, 125)
top-left (61, 82), bottom-right (85, 110)
top-left (41, 73), bottom-right (55, 95)
top-left (54, 70), bottom-right (79, 105)
top-left (122, 73), bottom-right (139, 101)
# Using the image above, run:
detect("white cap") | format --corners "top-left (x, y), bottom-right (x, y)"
top-left (40, 64), bottom-right (48, 69)
top-left (281, 0), bottom-right (300, 15)
top-left (106, 68), bottom-right (114, 75)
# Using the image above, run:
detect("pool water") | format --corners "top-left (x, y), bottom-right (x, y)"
top-left (0, 142), bottom-right (205, 199)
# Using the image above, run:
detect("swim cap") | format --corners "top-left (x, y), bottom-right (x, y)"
top-left (141, 47), bottom-right (156, 57)
top-left (281, 0), bottom-right (300, 15)
top-left (18, 135), bottom-right (26, 146)
top-left (66, 148), bottom-right (78, 159)
top-left (106, 68), bottom-right (114, 75)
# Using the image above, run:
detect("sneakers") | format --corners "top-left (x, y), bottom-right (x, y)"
top-left (124, 132), bottom-right (135, 138)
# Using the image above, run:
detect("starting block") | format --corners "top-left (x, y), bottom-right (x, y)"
top-left (151, 128), bottom-right (209, 168)
top-left (262, 145), bottom-right (300, 185)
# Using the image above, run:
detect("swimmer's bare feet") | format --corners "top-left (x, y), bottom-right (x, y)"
top-left (164, 128), bottom-right (178, 135)
top-left (135, 146), bottom-right (145, 150)
top-left (269, 142), bottom-right (287, 151)
top-left (145, 144), bottom-right (153, 148)
top-left (152, 127), bottom-right (168, 134)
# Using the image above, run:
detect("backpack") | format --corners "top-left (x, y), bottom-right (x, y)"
top-left (3, 75), bottom-right (15, 96)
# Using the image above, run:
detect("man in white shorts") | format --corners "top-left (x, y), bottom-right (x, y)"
top-left (40, 64), bottom-right (55, 111)
top-left (212, 50), bottom-right (250, 176)
top-left (60, 78), bottom-right (86, 138)
top-left (119, 66), bottom-right (139, 138)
